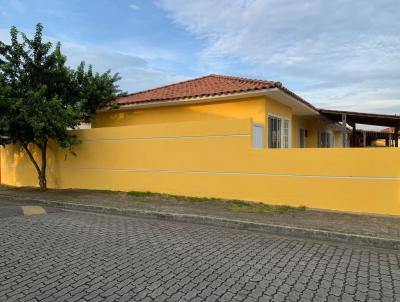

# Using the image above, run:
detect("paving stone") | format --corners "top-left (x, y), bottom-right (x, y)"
top-left (0, 211), bottom-right (399, 302)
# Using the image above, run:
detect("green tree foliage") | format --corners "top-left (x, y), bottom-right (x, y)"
top-left (0, 23), bottom-right (123, 190)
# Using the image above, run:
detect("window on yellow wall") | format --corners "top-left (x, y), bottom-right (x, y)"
top-left (268, 116), bottom-right (290, 148)
top-left (268, 116), bottom-right (281, 148)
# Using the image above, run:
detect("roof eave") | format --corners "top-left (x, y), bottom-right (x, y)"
top-left (265, 88), bottom-right (320, 116)
top-left (99, 88), bottom-right (319, 116)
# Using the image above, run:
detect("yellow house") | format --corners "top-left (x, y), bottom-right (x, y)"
top-left (1, 74), bottom-right (400, 215)
top-left (94, 74), bottom-right (345, 149)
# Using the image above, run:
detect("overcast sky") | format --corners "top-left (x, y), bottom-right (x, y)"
top-left (1, 0), bottom-right (399, 114)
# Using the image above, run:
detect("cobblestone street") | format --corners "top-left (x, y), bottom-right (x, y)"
top-left (0, 209), bottom-right (399, 301)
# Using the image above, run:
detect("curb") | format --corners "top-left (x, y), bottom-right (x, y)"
top-left (2, 195), bottom-right (400, 250)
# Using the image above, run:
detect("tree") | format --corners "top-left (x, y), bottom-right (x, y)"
top-left (0, 23), bottom-right (123, 190)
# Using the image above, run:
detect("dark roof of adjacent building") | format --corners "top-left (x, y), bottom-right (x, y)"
top-left (319, 109), bottom-right (400, 127)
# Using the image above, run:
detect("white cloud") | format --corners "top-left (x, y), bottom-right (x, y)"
top-left (62, 42), bottom-right (188, 92)
top-left (129, 4), bottom-right (140, 10)
top-left (159, 0), bottom-right (400, 114)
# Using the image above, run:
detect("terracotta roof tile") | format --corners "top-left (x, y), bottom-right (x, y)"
top-left (117, 74), bottom-right (280, 106)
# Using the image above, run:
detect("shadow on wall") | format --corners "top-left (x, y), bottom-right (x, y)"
top-left (1, 143), bottom-right (59, 188)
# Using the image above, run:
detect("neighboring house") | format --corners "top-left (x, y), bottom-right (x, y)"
top-left (93, 74), bottom-right (345, 149)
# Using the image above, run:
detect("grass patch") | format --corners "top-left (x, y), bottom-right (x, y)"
top-left (226, 201), bottom-right (306, 215)
top-left (128, 191), bottom-right (219, 202)
top-left (127, 191), bottom-right (155, 197)
top-left (127, 191), bottom-right (306, 215)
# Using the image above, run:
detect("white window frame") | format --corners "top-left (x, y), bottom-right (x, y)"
top-left (267, 114), bottom-right (291, 149)
top-left (283, 119), bottom-right (290, 148)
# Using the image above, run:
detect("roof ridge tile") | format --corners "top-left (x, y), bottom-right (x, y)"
top-left (121, 74), bottom-right (214, 98)
top-left (207, 73), bottom-right (277, 85)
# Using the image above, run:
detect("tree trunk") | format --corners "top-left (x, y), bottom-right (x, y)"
top-left (39, 173), bottom-right (47, 191)
top-left (39, 142), bottom-right (47, 191)
top-left (22, 142), bottom-right (47, 191)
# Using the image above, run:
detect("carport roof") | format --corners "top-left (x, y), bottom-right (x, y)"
top-left (319, 109), bottom-right (400, 127)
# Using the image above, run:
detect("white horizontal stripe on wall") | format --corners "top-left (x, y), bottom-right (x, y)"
top-left (2, 165), bottom-right (399, 181)
top-left (81, 133), bottom-right (250, 142)
top-left (70, 167), bottom-right (400, 181)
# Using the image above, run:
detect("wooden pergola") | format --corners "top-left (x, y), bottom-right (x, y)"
top-left (319, 109), bottom-right (400, 147)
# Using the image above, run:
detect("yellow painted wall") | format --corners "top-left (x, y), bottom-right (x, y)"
top-left (307, 119), bottom-right (323, 147)
top-left (292, 115), bottom-right (312, 147)
top-left (290, 116), bottom-right (343, 148)
top-left (1, 118), bottom-right (399, 216)
top-left (94, 95), bottom-right (345, 149)
top-left (333, 131), bottom-right (343, 148)
top-left (265, 97), bottom-right (292, 118)
top-left (94, 96), bottom-right (267, 128)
